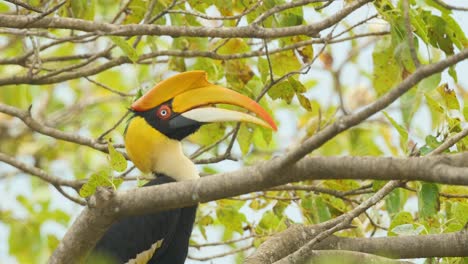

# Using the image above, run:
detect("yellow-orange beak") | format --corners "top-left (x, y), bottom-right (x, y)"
top-left (131, 71), bottom-right (277, 130)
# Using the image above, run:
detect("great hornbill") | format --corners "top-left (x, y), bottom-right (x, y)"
top-left (91, 71), bottom-right (277, 263)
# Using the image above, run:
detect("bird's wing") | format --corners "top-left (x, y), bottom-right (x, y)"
top-left (93, 177), bottom-right (184, 263)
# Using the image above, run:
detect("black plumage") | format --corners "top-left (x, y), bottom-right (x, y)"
top-left (91, 175), bottom-right (197, 264)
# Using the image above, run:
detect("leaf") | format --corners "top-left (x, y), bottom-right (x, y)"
top-left (79, 171), bottom-right (123, 197)
top-left (388, 211), bottom-right (413, 236)
top-left (189, 123), bottom-right (226, 146)
top-left (47, 235), bottom-right (59, 252)
top-left (237, 124), bottom-right (253, 155)
top-left (442, 13), bottom-right (468, 49)
top-left (270, 50), bottom-right (301, 77)
top-left (108, 142), bottom-right (127, 172)
top-left (217, 38), bottom-right (250, 55)
top-left (464, 105), bottom-right (468, 122)
top-left (451, 202), bottom-right (468, 228)
top-left (288, 77), bottom-right (307, 93)
top-left (249, 199), bottom-right (269, 210)
top-left (418, 183), bottom-right (440, 220)
top-left (400, 87), bottom-right (421, 128)
top-left (67, 0), bottom-right (95, 20)
top-left (372, 36), bottom-right (401, 96)
top-left (268, 80), bottom-right (295, 103)
top-left (198, 215), bottom-right (214, 240)
top-left (224, 60), bottom-right (253, 89)
top-left (296, 93), bottom-right (312, 111)
top-left (383, 112), bottom-right (408, 151)
top-left (425, 94), bottom-right (444, 113)
top-left (216, 205), bottom-right (246, 235)
top-left (258, 211), bottom-right (286, 233)
top-left (122, 0), bottom-right (146, 24)
top-left (409, 9), bottom-right (429, 43)
top-left (314, 197), bottom-right (331, 223)
top-left (448, 66), bottom-right (458, 83)
top-left (109, 36), bottom-right (139, 63)
top-left (437, 83), bottom-right (460, 110)
top-left (391, 224), bottom-right (424, 236)
top-left (385, 189), bottom-right (402, 218)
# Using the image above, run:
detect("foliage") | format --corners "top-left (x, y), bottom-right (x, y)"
top-left (0, 0), bottom-right (467, 263)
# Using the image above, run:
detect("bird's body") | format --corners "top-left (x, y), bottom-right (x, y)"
top-left (93, 175), bottom-right (197, 264)
top-left (89, 71), bottom-right (276, 263)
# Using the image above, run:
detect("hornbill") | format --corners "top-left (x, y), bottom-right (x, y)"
top-left (91, 71), bottom-right (277, 263)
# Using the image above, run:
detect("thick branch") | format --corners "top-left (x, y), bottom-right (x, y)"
top-left (0, 0), bottom-right (371, 38)
top-left (303, 250), bottom-right (413, 264)
top-left (315, 231), bottom-right (468, 259)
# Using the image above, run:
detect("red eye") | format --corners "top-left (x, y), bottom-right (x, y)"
top-left (156, 105), bottom-right (171, 120)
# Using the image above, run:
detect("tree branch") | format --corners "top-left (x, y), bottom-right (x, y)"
top-left (0, 0), bottom-right (372, 38)
top-left (0, 103), bottom-right (125, 156)
top-left (0, 152), bottom-right (81, 189)
top-left (314, 231), bottom-right (468, 259)
top-left (301, 250), bottom-right (414, 264)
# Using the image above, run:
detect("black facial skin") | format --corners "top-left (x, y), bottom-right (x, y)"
top-left (130, 100), bottom-right (203, 141)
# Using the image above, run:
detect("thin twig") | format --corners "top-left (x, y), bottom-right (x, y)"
top-left (403, 0), bottom-right (421, 68)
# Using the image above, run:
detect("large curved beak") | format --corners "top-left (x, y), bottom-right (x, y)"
top-left (132, 71), bottom-right (277, 130)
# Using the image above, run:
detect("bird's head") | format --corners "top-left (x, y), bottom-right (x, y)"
top-left (124, 71), bottom-right (277, 181)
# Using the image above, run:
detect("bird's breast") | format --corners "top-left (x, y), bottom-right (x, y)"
top-left (125, 116), bottom-right (174, 174)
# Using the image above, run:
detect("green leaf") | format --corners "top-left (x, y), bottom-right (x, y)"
top-left (437, 83), bottom-right (460, 110)
top-left (238, 124), bottom-right (253, 155)
top-left (47, 235), bottom-right (59, 252)
top-left (417, 73), bottom-right (441, 94)
top-left (198, 215), bottom-right (214, 240)
top-left (425, 94), bottom-right (444, 113)
top-left (122, 0), bottom-right (146, 23)
top-left (463, 105), bottom-right (468, 121)
top-left (400, 87), bottom-right (420, 127)
top-left (391, 224), bottom-right (424, 236)
top-left (217, 38), bottom-right (250, 55)
top-left (79, 171), bottom-right (122, 197)
top-left (108, 142), bottom-right (127, 172)
top-left (314, 197), bottom-right (331, 223)
top-left (288, 77), bottom-right (307, 93)
top-left (273, 200), bottom-right (288, 216)
top-left (268, 80), bottom-right (295, 103)
top-left (216, 205), bottom-right (246, 235)
top-left (448, 66), bottom-right (458, 83)
top-left (258, 211), bottom-right (286, 233)
top-left (372, 36), bottom-right (401, 96)
top-left (451, 202), bottom-right (468, 228)
top-left (442, 13), bottom-right (468, 50)
top-left (388, 211), bottom-right (413, 236)
top-left (418, 183), bottom-right (440, 220)
top-left (296, 93), bottom-right (312, 111)
top-left (410, 9), bottom-right (429, 43)
top-left (270, 51), bottom-right (301, 77)
top-left (67, 0), bottom-right (95, 20)
top-left (190, 123), bottom-right (226, 146)
top-left (383, 112), bottom-right (408, 150)
top-left (249, 199), bottom-right (269, 210)
top-left (109, 36), bottom-right (139, 63)
top-left (385, 189), bottom-right (402, 218)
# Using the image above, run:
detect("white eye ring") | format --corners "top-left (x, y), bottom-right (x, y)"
top-left (160, 110), bottom-right (167, 116)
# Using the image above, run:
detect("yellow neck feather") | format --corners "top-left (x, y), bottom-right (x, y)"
top-left (124, 116), bottom-right (199, 181)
